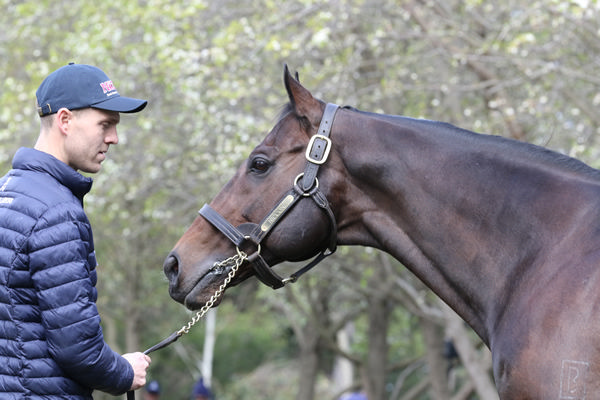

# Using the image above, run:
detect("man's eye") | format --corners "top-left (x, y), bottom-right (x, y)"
top-left (249, 157), bottom-right (271, 173)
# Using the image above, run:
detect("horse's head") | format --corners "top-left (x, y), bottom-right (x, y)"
top-left (164, 66), bottom-right (344, 310)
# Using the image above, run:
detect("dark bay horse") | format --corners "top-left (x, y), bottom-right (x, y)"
top-left (164, 65), bottom-right (600, 399)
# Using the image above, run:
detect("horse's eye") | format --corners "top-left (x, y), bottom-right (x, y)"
top-left (249, 157), bottom-right (271, 173)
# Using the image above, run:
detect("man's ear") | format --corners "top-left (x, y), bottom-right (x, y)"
top-left (55, 108), bottom-right (72, 135)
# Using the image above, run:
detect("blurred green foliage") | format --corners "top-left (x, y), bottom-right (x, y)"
top-left (1, 0), bottom-right (599, 398)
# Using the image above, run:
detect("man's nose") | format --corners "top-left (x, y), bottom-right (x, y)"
top-left (107, 128), bottom-right (119, 144)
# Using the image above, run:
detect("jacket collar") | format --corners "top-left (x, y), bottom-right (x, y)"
top-left (12, 147), bottom-right (93, 201)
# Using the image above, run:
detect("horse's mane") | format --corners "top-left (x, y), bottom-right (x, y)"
top-left (346, 106), bottom-right (600, 180)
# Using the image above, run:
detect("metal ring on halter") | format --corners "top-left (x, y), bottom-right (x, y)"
top-left (294, 173), bottom-right (319, 195)
top-left (238, 236), bottom-right (261, 262)
top-left (235, 246), bottom-right (248, 259)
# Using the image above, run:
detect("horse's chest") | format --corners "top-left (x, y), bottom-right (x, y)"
top-left (492, 288), bottom-right (600, 399)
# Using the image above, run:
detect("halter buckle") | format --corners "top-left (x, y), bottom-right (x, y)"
top-left (282, 276), bottom-right (298, 284)
top-left (305, 134), bottom-right (332, 165)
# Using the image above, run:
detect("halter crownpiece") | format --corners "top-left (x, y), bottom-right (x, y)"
top-left (301, 103), bottom-right (337, 190)
top-left (199, 103), bottom-right (340, 289)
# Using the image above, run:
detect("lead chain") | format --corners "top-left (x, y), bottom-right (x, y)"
top-left (176, 250), bottom-right (246, 336)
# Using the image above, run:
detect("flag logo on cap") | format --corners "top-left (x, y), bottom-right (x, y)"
top-left (99, 80), bottom-right (118, 96)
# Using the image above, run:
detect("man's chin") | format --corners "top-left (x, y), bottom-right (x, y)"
top-left (79, 163), bottom-right (102, 174)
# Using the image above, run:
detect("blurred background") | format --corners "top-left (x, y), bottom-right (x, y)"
top-left (1, 0), bottom-right (598, 399)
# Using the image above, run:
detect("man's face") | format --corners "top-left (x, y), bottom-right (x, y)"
top-left (64, 108), bottom-right (120, 173)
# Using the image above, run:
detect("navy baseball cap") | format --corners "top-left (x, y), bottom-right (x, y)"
top-left (36, 63), bottom-right (147, 116)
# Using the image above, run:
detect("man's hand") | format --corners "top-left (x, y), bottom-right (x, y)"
top-left (122, 352), bottom-right (151, 390)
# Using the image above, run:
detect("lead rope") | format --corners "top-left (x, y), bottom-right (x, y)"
top-left (126, 249), bottom-right (246, 400)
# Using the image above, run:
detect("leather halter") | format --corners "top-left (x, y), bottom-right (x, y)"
top-left (198, 103), bottom-right (340, 289)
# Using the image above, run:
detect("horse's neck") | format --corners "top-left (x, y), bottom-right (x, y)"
top-left (334, 112), bottom-right (598, 342)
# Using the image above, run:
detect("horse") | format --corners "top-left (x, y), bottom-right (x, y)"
top-left (164, 65), bottom-right (600, 399)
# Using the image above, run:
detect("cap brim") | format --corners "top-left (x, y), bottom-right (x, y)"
top-left (92, 95), bottom-right (147, 113)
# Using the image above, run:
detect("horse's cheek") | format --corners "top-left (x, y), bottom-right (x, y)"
top-left (268, 214), bottom-right (329, 261)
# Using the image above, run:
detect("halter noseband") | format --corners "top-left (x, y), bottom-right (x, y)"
top-left (198, 103), bottom-right (340, 289)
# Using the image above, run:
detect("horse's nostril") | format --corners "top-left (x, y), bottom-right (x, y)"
top-left (163, 254), bottom-right (179, 282)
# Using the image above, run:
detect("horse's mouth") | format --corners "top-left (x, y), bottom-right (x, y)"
top-left (182, 265), bottom-right (229, 310)
top-left (183, 254), bottom-right (254, 310)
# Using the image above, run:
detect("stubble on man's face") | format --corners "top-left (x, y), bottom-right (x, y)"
top-left (65, 108), bottom-right (120, 173)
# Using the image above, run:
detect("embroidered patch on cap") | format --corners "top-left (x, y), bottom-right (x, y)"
top-left (100, 80), bottom-right (118, 96)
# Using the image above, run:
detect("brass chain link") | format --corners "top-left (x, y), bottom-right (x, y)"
top-left (176, 249), bottom-right (246, 336)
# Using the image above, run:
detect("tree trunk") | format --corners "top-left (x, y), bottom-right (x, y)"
top-left (420, 317), bottom-right (451, 400)
top-left (332, 322), bottom-right (355, 394)
top-left (201, 308), bottom-right (217, 387)
top-left (364, 271), bottom-right (393, 400)
top-left (443, 304), bottom-right (498, 400)
top-left (295, 327), bottom-right (320, 400)
top-left (124, 260), bottom-right (141, 353)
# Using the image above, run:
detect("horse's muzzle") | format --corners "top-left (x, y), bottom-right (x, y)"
top-left (163, 252), bottom-right (185, 302)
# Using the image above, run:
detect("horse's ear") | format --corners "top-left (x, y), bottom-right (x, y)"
top-left (283, 65), bottom-right (323, 126)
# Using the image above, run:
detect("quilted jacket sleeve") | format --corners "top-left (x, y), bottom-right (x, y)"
top-left (28, 202), bottom-right (134, 395)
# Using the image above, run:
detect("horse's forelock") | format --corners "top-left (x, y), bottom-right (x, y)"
top-left (275, 102), bottom-right (311, 132)
top-left (276, 103), bottom-right (294, 122)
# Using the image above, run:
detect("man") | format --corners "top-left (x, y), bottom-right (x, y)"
top-left (0, 63), bottom-right (151, 398)
top-left (144, 380), bottom-right (161, 400)
top-left (192, 377), bottom-right (214, 400)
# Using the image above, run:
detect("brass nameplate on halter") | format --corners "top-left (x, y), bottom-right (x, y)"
top-left (305, 135), bottom-right (332, 165)
top-left (261, 194), bottom-right (295, 232)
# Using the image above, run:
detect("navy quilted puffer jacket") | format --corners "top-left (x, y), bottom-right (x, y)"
top-left (0, 148), bottom-right (133, 398)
